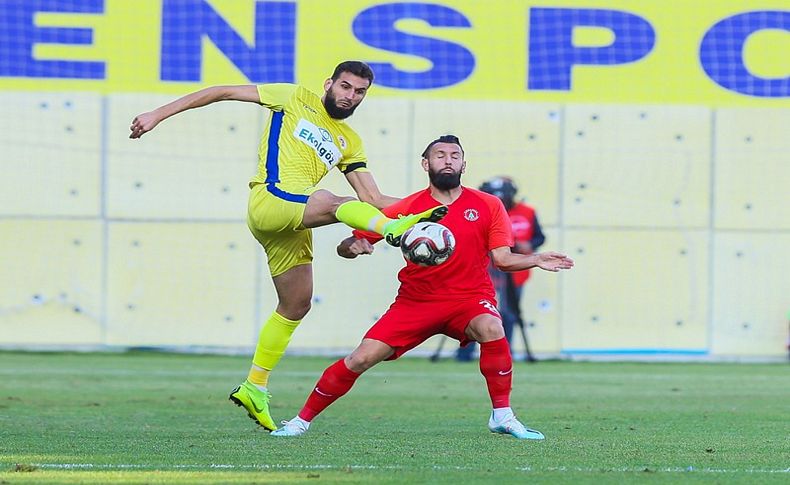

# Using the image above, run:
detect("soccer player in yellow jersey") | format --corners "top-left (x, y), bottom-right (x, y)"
top-left (129, 61), bottom-right (447, 431)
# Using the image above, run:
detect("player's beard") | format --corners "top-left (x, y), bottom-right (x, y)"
top-left (323, 91), bottom-right (358, 119)
top-left (429, 167), bottom-right (462, 191)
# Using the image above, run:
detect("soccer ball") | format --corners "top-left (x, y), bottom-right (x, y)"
top-left (400, 222), bottom-right (456, 266)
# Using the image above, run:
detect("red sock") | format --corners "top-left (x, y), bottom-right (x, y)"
top-left (479, 338), bottom-right (512, 408)
top-left (298, 359), bottom-right (360, 421)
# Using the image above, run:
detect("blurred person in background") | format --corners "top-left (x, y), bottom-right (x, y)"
top-left (456, 177), bottom-right (545, 362)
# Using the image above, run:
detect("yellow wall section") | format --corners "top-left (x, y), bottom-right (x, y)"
top-left (563, 105), bottom-right (711, 229)
top-left (0, 90), bottom-right (787, 357)
top-left (0, 220), bottom-right (103, 345)
top-left (0, 92), bottom-right (102, 217)
top-left (105, 94), bottom-right (261, 219)
top-left (105, 222), bottom-right (257, 347)
top-left (561, 229), bottom-right (709, 351)
top-left (711, 233), bottom-right (790, 356)
top-left (714, 108), bottom-right (790, 230)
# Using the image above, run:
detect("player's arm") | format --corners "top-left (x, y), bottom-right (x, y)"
top-left (129, 85), bottom-right (261, 139)
top-left (490, 246), bottom-right (574, 273)
top-left (344, 170), bottom-right (401, 210)
top-left (337, 236), bottom-right (376, 259)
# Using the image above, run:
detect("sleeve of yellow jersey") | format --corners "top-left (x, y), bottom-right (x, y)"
top-left (256, 83), bottom-right (298, 111)
top-left (338, 131), bottom-right (369, 174)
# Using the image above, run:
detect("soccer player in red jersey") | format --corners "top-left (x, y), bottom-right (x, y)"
top-left (272, 135), bottom-right (574, 439)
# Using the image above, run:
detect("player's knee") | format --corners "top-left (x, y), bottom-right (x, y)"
top-left (294, 303), bottom-right (311, 320)
top-left (344, 351), bottom-right (377, 373)
top-left (311, 190), bottom-right (354, 213)
top-left (473, 318), bottom-right (505, 342)
top-left (278, 299), bottom-right (311, 320)
top-left (331, 195), bottom-right (356, 214)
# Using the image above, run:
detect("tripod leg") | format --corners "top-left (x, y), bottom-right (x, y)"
top-left (515, 318), bottom-right (537, 362)
top-left (505, 274), bottom-right (536, 362)
top-left (429, 335), bottom-right (447, 362)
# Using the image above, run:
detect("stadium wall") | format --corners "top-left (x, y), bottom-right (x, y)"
top-left (1, 0), bottom-right (788, 358)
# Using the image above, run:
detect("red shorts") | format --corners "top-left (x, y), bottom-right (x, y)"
top-left (364, 296), bottom-right (501, 360)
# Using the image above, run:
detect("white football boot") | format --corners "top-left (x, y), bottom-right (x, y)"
top-left (488, 412), bottom-right (545, 440)
top-left (271, 417), bottom-right (310, 437)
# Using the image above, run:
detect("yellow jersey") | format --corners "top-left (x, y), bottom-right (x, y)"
top-left (249, 84), bottom-right (368, 202)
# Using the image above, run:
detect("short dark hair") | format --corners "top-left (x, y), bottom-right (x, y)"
top-left (331, 61), bottom-right (374, 84)
top-left (421, 135), bottom-right (464, 158)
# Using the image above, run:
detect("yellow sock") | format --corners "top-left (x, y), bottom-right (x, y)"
top-left (250, 311), bottom-right (301, 374)
top-left (335, 200), bottom-right (392, 235)
top-left (247, 365), bottom-right (270, 388)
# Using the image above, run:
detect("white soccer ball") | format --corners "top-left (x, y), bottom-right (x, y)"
top-left (400, 222), bottom-right (456, 266)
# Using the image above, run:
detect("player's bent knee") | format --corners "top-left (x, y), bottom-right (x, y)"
top-left (470, 317), bottom-right (505, 342)
top-left (344, 351), bottom-right (380, 373)
top-left (304, 191), bottom-right (357, 228)
top-left (309, 190), bottom-right (354, 211)
top-left (331, 196), bottom-right (356, 214)
top-left (277, 300), bottom-right (311, 321)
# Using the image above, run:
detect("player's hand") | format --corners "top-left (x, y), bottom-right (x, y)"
top-left (535, 251), bottom-right (574, 272)
top-left (347, 238), bottom-right (375, 257)
top-left (337, 236), bottom-right (375, 259)
top-left (129, 111), bottom-right (161, 139)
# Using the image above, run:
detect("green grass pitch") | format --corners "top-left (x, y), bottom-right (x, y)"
top-left (1, 351), bottom-right (788, 484)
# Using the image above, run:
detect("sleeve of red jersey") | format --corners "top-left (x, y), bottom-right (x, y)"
top-left (350, 196), bottom-right (415, 244)
top-left (487, 197), bottom-right (514, 250)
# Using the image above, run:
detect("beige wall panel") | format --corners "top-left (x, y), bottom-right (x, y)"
top-left (319, 98), bottom-right (413, 198)
top-left (561, 229), bottom-right (709, 352)
top-left (0, 220), bottom-right (102, 344)
top-left (711, 233), bottom-right (789, 356)
top-left (514, 228), bottom-right (562, 354)
top-left (251, 248), bottom-right (278, 339)
top-left (715, 108), bottom-right (790, 230)
top-left (293, 224), bottom-right (402, 349)
top-left (106, 222), bottom-right (257, 346)
top-left (411, 100), bottom-right (561, 225)
top-left (564, 105), bottom-right (710, 228)
top-left (106, 94), bottom-right (261, 219)
top-left (0, 92), bottom-right (101, 216)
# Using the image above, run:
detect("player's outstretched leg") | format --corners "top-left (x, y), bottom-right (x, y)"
top-left (229, 380), bottom-right (277, 431)
top-left (335, 200), bottom-right (448, 247)
top-left (382, 205), bottom-right (448, 246)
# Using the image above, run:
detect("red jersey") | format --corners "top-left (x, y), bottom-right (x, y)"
top-left (354, 186), bottom-right (513, 302)
top-left (508, 202), bottom-right (539, 286)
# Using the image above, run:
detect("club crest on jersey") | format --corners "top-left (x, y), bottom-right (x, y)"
top-left (294, 119), bottom-right (342, 169)
top-left (464, 209), bottom-right (479, 221)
